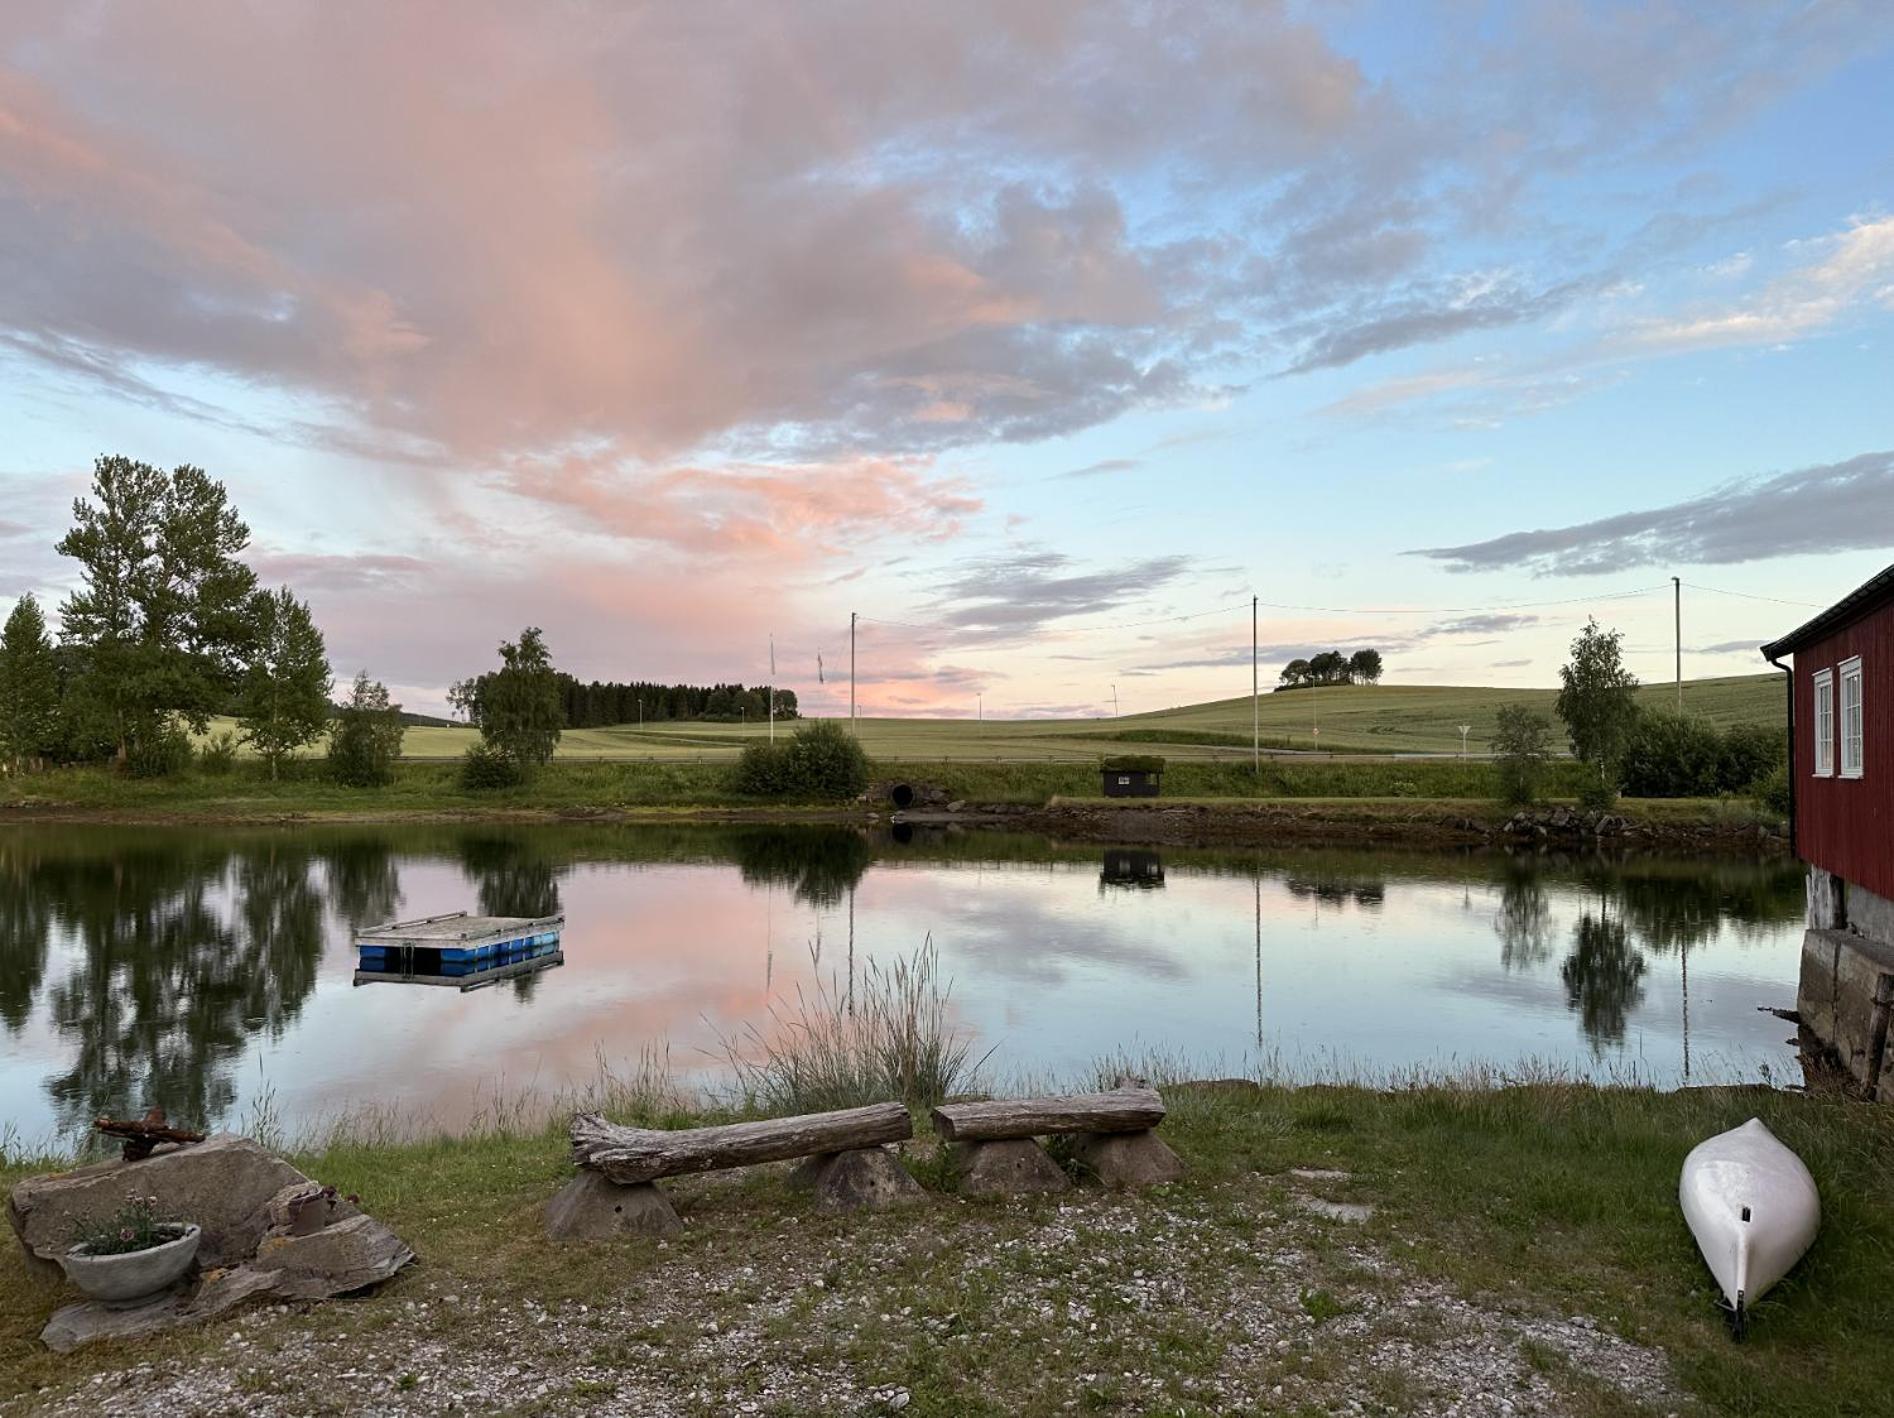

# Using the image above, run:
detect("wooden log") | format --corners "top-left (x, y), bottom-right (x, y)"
top-left (929, 1086), bottom-right (1165, 1143)
top-left (93, 1108), bottom-right (206, 1162)
top-left (570, 1102), bottom-right (913, 1184)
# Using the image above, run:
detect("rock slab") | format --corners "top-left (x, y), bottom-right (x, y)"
top-left (16, 1136), bottom-right (414, 1351)
top-left (544, 1172), bottom-right (684, 1240)
top-left (9, 1135), bottom-right (306, 1278)
top-left (954, 1139), bottom-right (1071, 1196)
top-left (1065, 1129), bottom-right (1186, 1189)
top-left (796, 1148), bottom-right (926, 1212)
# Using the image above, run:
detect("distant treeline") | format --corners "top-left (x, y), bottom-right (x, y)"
top-left (556, 676), bottom-right (798, 728)
top-left (1278, 649), bottom-right (1383, 689)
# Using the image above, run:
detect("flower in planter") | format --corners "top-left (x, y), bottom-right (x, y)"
top-left (70, 1197), bottom-right (183, 1256)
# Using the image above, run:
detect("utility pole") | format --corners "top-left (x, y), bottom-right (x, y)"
top-left (850, 612), bottom-right (857, 735)
top-left (1673, 576), bottom-right (1682, 713)
top-left (1112, 683), bottom-right (1119, 719)
top-left (1251, 595), bottom-right (1259, 774)
top-left (978, 692), bottom-right (983, 722)
top-left (768, 634), bottom-right (776, 744)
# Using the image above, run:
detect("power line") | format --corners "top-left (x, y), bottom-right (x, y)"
top-left (1681, 581), bottom-right (1825, 610)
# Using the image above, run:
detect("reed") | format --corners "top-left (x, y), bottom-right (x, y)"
top-left (717, 939), bottom-right (991, 1114)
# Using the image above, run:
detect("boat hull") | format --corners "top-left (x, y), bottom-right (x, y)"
top-left (1679, 1117), bottom-right (1819, 1324)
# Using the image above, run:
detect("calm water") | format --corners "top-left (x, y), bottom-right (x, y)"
top-left (0, 824), bottom-right (1806, 1141)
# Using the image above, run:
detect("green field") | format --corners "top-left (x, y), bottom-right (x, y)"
top-left (220, 672), bottom-right (1783, 764)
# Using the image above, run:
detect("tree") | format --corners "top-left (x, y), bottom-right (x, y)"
top-left (1555, 618), bottom-right (1640, 797)
top-left (1492, 703), bottom-right (1553, 806)
top-left (476, 626), bottom-right (562, 771)
top-left (1307, 650), bottom-right (1350, 684)
top-left (1347, 649), bottom-right (1383, 684)
top-left (55, 456), bottom-right (258, 764)
top-left (327, 672), bottom-right (406, 786)
top-left (1278, 658), bottom-right (1311, 689)
top-left (235, 588), bottom-right (332, 780)
top-left (0, 595), bottom-right (62, 772)
top-left (447, 676), bottom-right (485, 726)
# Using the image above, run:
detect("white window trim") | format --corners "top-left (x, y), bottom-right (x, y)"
top-left (1813, 668), bottom-right (1834, 777)
top-left (1840, 655), bottom-right (1864, 780)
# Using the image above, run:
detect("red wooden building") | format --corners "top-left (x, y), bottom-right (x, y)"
top-left (1762, 562), bottom-right (1894, 1096)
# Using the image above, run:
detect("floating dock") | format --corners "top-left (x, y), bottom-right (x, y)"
top-left (353, 911), bottom-right (566, 991)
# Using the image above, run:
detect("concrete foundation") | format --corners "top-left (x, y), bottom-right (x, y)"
top-left (1798, 870), bottom-right (1894, 1099)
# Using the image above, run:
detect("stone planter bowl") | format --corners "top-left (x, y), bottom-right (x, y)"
top-left (58, 1224), bottom-right (201, 1307)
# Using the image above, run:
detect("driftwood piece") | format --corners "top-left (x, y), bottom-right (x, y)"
top-left (929, 1086), bottom-right (1165, 1143)
top-left (93, 1108), bottom-right (207, 1162)
top-left (570, 1103), bottom-right (913, 1184)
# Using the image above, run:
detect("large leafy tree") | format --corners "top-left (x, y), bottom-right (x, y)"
top-left (1347, 648), bottom-right (1384, 684)
top-left (0, 595), bottom-right (63, 771)
top-left (327, 672), bottom-right (407, 787)
top-left (235, 587), bottom-right (332, 780)
top-left (1555, 618), bottom-right (1640, 788)
top-left (55, 456), bottom-right (258, 762)
top-left (477, 627), bottom-right (562, 771)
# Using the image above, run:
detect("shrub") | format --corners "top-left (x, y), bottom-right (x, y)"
top-left (1753, 761), bottom-right (1791, 817)
top-left (125, 721), bottom-right (194, 778)
top-left (733, 739), bottom-right (793, 797)
top-left (198, 730), bottom-right (240, 775)
top-left (1620, 711), bottom-right (1788, 799)
top-left (328, 672), bottom-right (406, 787)
top-left (460, 741), bottom-right (524, 790)
top-left (784, 719), bottom-right (871, 800)
top-left (1621, 711), bottom-right (1723, 797)
top-left (735, 721), bottom-right (870, 801)
top-left (1577, 776), bottom-right (1618, 812)
top-left (1492, 704), bottom-right (1553, 806)
top-left (1099, 754), bottom-right (1167, 773)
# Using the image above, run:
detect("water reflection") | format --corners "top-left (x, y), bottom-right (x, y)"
top-left (0, 827), bottom-right (1807, 1138)
top-left (1100, 849), bottom-right (1166, 891)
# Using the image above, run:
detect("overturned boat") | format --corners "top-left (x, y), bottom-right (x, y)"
top-left (1679, 1117), bottom-right (1820, 1338)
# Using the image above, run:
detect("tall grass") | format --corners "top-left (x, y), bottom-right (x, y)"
top-left (717, 939), bottom-right (990, 1114)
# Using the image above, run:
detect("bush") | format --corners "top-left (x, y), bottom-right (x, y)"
top-left (198, 730), bottom-right (240, 775)
top-left (733, 740), bottom-right (793, 797)
top-left (459, 741), bottom-right (524, 790)
top-left (328, 672), bottom-right (406, 787)
top-left (1577, 775), bottom-right (1618, 812)
top-left (1620, 710), bottom-right (1788, 799)
top-left (125, 721), bottom-right (194, 778)
top-left (1753, 761), bottom-right (1791, 817)
top-left (735, 721), bottom-right (870, 801)
top-left (1492, 704), bottom-right (1553, 806)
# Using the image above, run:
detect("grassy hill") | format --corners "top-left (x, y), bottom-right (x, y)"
top-left (205, 672), bottom-right (1784, 765)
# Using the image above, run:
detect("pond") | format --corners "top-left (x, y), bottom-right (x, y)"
top-left (0, 824), bottom-right (1807, 1143)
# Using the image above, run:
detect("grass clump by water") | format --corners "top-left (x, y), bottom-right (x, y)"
top-left (718, 940), bottom-right (990, 1114)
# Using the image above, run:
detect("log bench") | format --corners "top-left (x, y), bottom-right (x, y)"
top-left (929, 1084), bottom-right (1184, 1194)
top-left (551, 1102), bottom-right (921, 1239)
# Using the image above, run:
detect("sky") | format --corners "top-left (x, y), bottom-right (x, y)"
top-left (3, 1), bottom-right (1893, 719)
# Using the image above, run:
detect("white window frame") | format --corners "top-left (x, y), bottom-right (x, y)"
top-left (1840, 656), bottom-right (1864, 779)
top-left (1813, 668), bottom-right (1834, 777)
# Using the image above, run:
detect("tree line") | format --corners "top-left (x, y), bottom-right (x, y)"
top-left (449, 674), bottom-right (798, 728)
top-left (1278, 648), bottom-right (1383, 689)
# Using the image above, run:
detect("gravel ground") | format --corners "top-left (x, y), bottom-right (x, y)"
top-left (5, 1174), bottom-right (1686, 1417)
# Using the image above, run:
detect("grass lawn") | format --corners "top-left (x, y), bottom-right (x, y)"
top-left (3, 1080), bottom-right (1888, 1415)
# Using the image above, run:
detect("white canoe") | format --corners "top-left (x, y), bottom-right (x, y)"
top-left (1679, 1117), bottom-right (1819, 1332)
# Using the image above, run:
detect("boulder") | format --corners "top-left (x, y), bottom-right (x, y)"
top-left (1064, 1130), bottom-right (1186, 1189)
top-left (16, 1136), bottom-right (416, 1351)
top-left (953, 1139), bottom-right (1070, 1196)
top-left (796, 1148), bottom-right (926, 1212)
top-left (544, 1172), bottom-right (683, 1241)
top-left (9, 1135), bottom-right (307, 1278)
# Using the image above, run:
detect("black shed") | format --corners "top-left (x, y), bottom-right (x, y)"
top-left (1100, 754), bottom-right (1165, 798)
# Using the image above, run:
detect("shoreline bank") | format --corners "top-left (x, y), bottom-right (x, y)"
top-left (1, 793), bottom-right (1790, 856)
top-left (2, 1078), bottom-right (1884, 1416)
